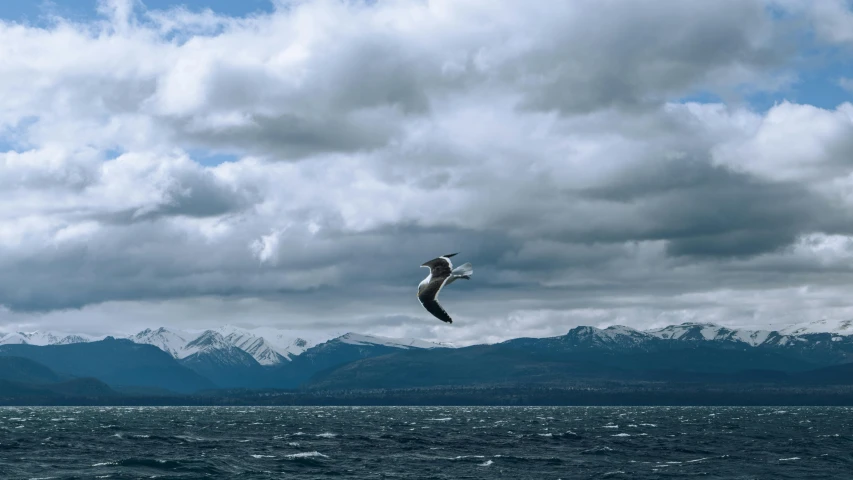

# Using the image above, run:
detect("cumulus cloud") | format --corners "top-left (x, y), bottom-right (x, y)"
top-left (2, 0), bottom-right (853, 344)
top-left (792, 0), bottom-right (853, 45)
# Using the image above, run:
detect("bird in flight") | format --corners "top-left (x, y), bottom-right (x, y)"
top-left (417, 253), bottom-right (473, 324)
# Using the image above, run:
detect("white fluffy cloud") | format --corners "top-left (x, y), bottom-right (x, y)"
top-left (2, 0), bottom-right (853, 344)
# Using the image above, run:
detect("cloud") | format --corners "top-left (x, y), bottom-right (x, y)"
top-left (0, 0), bottom-right (794, 157)
top-left (792, 0), bottom-right (853, 45)
top-left (251, 227), bottom-right (285, 265)
top-left (713, 101), bottom-right (853, 182)
top-left (2, 0), bottom-right (853, 343)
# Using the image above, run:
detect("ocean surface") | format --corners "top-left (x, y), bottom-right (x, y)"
top-left (1, 406), bottom-right (851, 479)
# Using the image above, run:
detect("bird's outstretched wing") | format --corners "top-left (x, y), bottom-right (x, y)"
top-left (418, 275), bottom-right (453, 323)
top-left (421, 298), bottom-right (453, 324)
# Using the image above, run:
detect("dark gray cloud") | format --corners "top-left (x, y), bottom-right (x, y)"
top-left (174, 111), bottom-right (404, 159)
top-left (97, 166), bottom-right (261, 223)
top-left (592, 159), bottom-right (827, 257)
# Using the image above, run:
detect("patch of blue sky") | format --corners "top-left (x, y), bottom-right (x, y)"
top-left (0, 137), bottom-right (16, 153)
top-left (676, 53), bottom-right (853, 113)
top-left (0, 0), bottom-right (275, 26)
top-left (104, 147), bottom-right (124, 160)
top-left (674, 87), bottom-right (786, 113)
top-left (782, 48), bottom-right (853, 110)
top-left (187, 148), bottom-right (241, 166)
top-left (0, 116), bottom-right (39, 153)
top-left (736, 57), bottom-right (853, 112)
top-left (136, 0), bottom-right (274, 17)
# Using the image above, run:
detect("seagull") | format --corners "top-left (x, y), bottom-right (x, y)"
top-left (417, 253), bottom-right (473, 324)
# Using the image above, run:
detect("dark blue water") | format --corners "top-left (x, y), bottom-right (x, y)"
top-left (1, 406), bottom-right (851, 479)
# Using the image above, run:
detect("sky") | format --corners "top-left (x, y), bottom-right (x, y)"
top-left (1, 0), bottom-right (853, 345)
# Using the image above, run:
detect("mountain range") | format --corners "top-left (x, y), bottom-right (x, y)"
top-left (3, 320), bottom-right (853, 404)
top-left (0, 326), bottom-right (450, 392)
top-left (0, 324), bottom-right (445, 365)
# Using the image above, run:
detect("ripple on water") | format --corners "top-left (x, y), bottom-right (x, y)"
top-left (285, 452), bottom-right (329, 459)
top-left (4, 406), bottom-right (853, 479)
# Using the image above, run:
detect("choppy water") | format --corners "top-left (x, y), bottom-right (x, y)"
top-left (1, 406), bottom-right (851, 479)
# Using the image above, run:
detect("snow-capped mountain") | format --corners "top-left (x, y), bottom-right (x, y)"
top-left (9, 321), bottom-right (853, 392)
top-left (556, 321), bottom-right (853, 352)
top-left (645, 322), bottom-right (774, 346)
top-left (55, 334), bottom-right (93, 345)
top-left (125, 326), bottom-right (321, 366)
top-left (0, 331), bottom-right (95, 346)
top-left (182, 330), bottom-right (234, 358)
top-left (495, 322), bottom-right (853, 367)
top-left (563, 325), bottom-right (651, 348)
top-left (214, 325), bottom-right (316, 365)
top-left (779, 319), bottom-right (853, 336)
top-left (182, 330), bottom-right (259, 367)
top-left (129, 327), bottom-right (194, 359)
top-left (221, 331), bottom-right (287, 365)
top-left (271, 335), bottom-right (312, 356)
top-left (10, 320), bottom-right (853, 373)
top-left (337, 333), bottom-right (449, 349)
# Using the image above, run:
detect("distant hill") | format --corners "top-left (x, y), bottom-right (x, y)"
top-left (0, 338), bottom-right (215, 393)
top-left (0, 356), bottom-right (117, 404)
top-left (267, 333), bottom-right (451, 388)
top-left (0, 356), bottom-right (66, 384)
top-left (0, 378), bottom-right (117, 403)
top-left (795, 362), bottom-right (853, 384)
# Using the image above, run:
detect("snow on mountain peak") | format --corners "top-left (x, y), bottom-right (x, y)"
top-left (647, 322), bottom-right (725, 340)
top-left (214, 325), bottom-right (323, 365)
top-left (3, 331), bottom-right (61, 345)
top-left (780, 319), bottom-right (853, 336)
top-left (177, 330), bottom-right (262, 367)
top-left (215, 326), bottom-right (288, 365)
top-left (602, 325), bottom-right (640, 335)
top-left (55, 334), bottom-right (94, 345)
top-left (337, 333), bottom-right (447, 349)
top-left (182, 330), bottom-right (232, 356)
top-left (642, 323), bottom-right (781, 346)
top-left (17, 318), bottom-right (853, 367)
top-left (0, 331), bottom-right (94, 346)
top-left (128, 327), bottom-right (193, 359)
top-left (564, 325), bottom-right (649, 347)
top-left (124, 325), bottom-right (327, 365)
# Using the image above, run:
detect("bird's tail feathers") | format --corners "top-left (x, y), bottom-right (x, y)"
top-left (451, 262), bottom-right (473, 278)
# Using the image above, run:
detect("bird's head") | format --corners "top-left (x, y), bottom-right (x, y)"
top-left (421, 252), bottom-right (459, 267)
